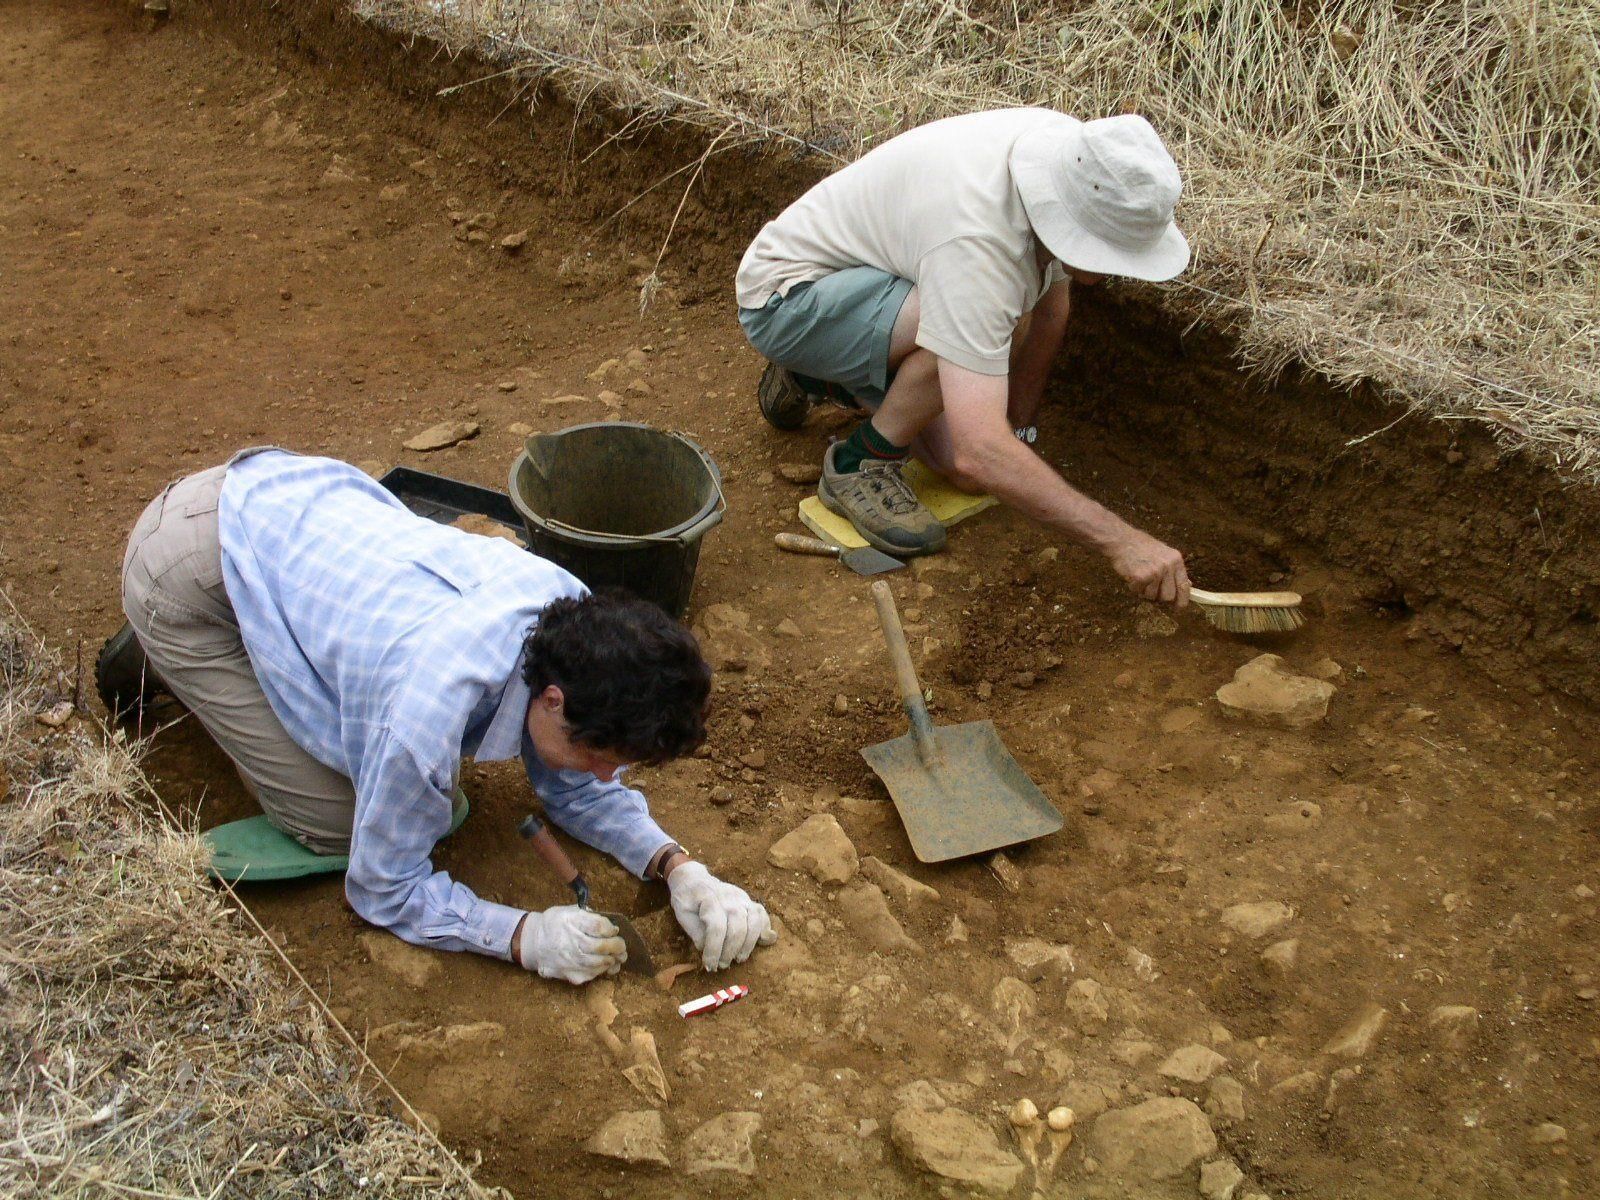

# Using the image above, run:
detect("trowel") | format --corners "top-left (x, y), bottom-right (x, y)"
top-left (773, 531), bottom-right (904, 576)
top-left (518, 814), bottom-right (657, 974)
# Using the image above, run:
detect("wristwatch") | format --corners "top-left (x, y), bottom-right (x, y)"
top-left (646, 842), bottom-right (686, 881)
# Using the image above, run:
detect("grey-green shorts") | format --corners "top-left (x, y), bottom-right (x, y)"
top-left (739, 266), bottom-right (914, 408)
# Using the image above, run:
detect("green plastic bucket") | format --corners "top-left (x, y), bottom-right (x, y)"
top-left (508, 422), bottom-right (725, 617)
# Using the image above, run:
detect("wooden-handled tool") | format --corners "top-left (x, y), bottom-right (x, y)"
top-left (774, 531), bottom-right (904, 576)
top-left (1189, 587), bottom-right (1304, 633)
top-left (519, 814), bottom-right (655, 973)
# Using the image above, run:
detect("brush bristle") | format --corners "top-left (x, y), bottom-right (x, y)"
top-left (1197, 604), bottom-right (1306, 634)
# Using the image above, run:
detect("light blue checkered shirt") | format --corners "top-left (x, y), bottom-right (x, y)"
top-left (217, 451), bottom-right (673, 960)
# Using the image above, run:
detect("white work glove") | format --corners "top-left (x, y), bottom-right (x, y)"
top-left (516, 905), bottom-right (626, 984)
top-left (667, 861), bottom-right (777, 971)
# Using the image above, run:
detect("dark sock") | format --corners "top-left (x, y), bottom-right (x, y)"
top-left (833, 420), bottom-right (909, 474)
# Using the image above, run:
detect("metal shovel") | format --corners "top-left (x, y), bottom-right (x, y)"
top-left (861, 580), bottom-right (1064, 863)
top-left (519, 814), bottom-right (657, 974)
top-left (774, 532), bottom-right (904, 576)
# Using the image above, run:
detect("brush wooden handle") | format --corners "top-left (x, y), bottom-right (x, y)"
top-left (774, 532), bottom-right (842, 559)
top-left (1190, 587), bottom-right (1303, 608)
top-left (871, 580), bottom-right (937, 755)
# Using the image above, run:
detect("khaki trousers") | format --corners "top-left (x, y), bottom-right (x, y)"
top-left (120, 463), bottom-right (357, 854)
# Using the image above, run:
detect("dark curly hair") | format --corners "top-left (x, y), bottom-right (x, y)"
top-left (521, 589), bottom-right (712, 766)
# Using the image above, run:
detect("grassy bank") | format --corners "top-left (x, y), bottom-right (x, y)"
top-left (360, 0), bottom-right (1600, 478)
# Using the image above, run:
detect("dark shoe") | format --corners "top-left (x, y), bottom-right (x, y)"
top-left (96, 621), bottom-right (172, 724)
top-left (817, 443), bottom-right (946, 557)
top-left (758, 362), bottom-right (814, 431)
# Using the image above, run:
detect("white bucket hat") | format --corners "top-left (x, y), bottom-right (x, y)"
top-left (1010, 114), bottom-right (1190, 282)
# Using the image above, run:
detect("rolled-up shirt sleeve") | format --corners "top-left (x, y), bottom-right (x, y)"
top-left (522, 733), bottom-right (674, 879)
top-left (344, 728), bottom-right (526, 960)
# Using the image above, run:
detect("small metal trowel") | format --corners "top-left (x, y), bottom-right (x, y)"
top-left (518, 814), bottom-right (657, 974)
top-left (773, 532), bottom-right (904, 576)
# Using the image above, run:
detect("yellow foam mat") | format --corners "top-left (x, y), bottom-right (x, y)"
top-left (798, 460), bottom-right (997, 549)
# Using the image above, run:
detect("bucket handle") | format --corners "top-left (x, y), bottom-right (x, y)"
top-left (535, 432), bottom-right (726, 546)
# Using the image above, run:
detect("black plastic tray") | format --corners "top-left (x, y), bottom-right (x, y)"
top-left (379, 466), bottom-right (525, 540)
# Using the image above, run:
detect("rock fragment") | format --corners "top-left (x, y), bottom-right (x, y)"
top-left (1427, 1004), bottom-right (1479, 1051)
top-left (837, 880), bottom-right (921, 954)
top-left (684, 1111), bottom-right (761, 1175)
top-left (404, 420), bottom-right (479, 452)
top-left (358, 931), bottom-right (441, 988)
top-left (584, 1110), bottom-right (669, 1166)
top-left (776, 462), bottom-right (822, 484)
top-left (1157, 1044), bottom-right (1227, 1085)
top-left (767, 814), bottom-right (858, 884)
top-left (1200, 1157), bottom-right (1246, 1200)
top-left (1322, 1003), bottom-right (1389, 1059)
top-left (1064, 978), bottom-right (1110, 1032)
top-left (1215, 653), bottom-right (1334, 728)
top-left (1530, 1122), bottom-right (1568, 1147)
top-left (500, 229), bottom-right (528, 252)
top-left (861, 855), bottom-right (941, 907)
top-left (1261, 938), bottom-right (1299, 975)
top-left (1205, 1076), bottom-right (1246, 1124)
top-left (890, 1107), bottom-right (1026, 1194)
top-left (1220, 901), bottom-right (1295, 939)
top-left (1091, 1097), bottom-right (1217, 1182)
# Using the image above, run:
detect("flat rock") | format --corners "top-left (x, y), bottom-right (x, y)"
top-left (403, 420), bottom-right (479, 452)
top-left (1157, 1044), bottom-right (1227, 1084)
top-left (1261, 938), bottom-right (1299, 974)
top-left (1205, 1076), bottom-right (1246, 1124)
top-left (861, 856), bottom-right (941, 906)
top-left (776, 462), bottom-right (822, 484)
top-left (837, 880), bottom-right (921, 954)
top-left (767, 814), bottom-right (858, 884)
top-left (1216, 654), bottom-right (1334, 728)
top-left (1092, 1097), bottom-right (1217, 1182)
top-left (359, 931), bottom-right (441, 988)
top-left (1220, 901), bottom-right (1295, 939)
top-left (890, 1107), bottom-right (1025, 1194)
top-left (584, 1110), bottom-right (669, 1166)
top-left (1201, 1157), bottom-right (1246, 1200)
top-left (684, 1111), bottom-right (761, 1176)
top-left (1323, 1003), bottom-right (1388, 1058)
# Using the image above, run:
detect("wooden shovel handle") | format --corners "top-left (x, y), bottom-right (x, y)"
top-left (871, 580), bottom-right (936, 748)
top-left (519, 815), bottom-right (591, 906)
top-left (773, 532), bottom-right (842, 558)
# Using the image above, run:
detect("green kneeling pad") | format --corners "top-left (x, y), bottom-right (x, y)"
top-left (205, 797), bottom-right (470, 883)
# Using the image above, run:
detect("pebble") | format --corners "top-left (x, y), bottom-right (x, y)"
top-left (766, 814), bottom-right (858, 884)
top-left (499, 229), bottom-right (528, 252)
top-left (1322, 1003), bottom-right (1389, 1058)
top-left (1200, 1157), bottom-right (1246, 1200)
top-left (1215, 654), bottom-right (1334, 728)
top-left (496, 380), bottom-right (518, 392)
top-left (587, 358), bottom-right (621, 383)
top-left (1091, 1097), bottom-right (1217, 1182)
top-left (776, 462), bottom-right (823, 484)
top-left (838, 880), bottom-right (921, 953)
top-left (861, 855), bottom-right (941, 907)
top-left (987, 853), bottom-right (1023, 894)
top-left (739, 748), bottom-right (767, 769)
top-left (507, 422), bottom-right (534, 437)
top-left (890, 1106), bottom-right (1025, 1194)
top-left (1260, 938), bottom-right (1299, 975)
top-left (1530, 1122), bottom-right (1568, 1147)
top-left (1308, 657), bottom-right (1343, 680)
top-left (684, 1112), bottom-right (761, 1176)
top-left (946, 916), bottom-right (970, 944)
top-left (626, 378), bottom-right (653, 395)
top-left (584, 1110), bottom-right (669, 1166)
top-left (1157, 1044), bottom-right (1227, 1084)
top-left (1262, 801), bottom-right (1322, 834)
top-left (1220, 901), bottom-right (1295, 939)
top-left (709, 785), bottom-right (736, 806)
top-left (833, 693), bottom-right (849, 715)
top-left (403, 420), bottom-right (479, 452)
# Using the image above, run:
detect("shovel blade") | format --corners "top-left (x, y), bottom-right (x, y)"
top-left (597, 911), bottom-right (657, 975)
top-left (840, 545), bottom-right (905, 576)
top-left (861, 720), bottom-right (1063, 863)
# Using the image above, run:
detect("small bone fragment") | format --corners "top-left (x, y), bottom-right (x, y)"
top-left (1009, 1097), bottom-right (1043, 1169)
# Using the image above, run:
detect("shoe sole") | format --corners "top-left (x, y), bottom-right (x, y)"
top-left (816, 477), bottom-right (947, 557)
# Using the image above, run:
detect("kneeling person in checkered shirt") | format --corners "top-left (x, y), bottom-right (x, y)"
top-left (107, 448), bottom-right (774, 984)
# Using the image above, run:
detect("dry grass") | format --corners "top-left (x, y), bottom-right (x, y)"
top-left (0, 601), bottom-right (493, 1200)
top-left (357, 0), bottom-right (1598, 477)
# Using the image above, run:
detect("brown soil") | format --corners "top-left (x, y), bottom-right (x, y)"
top-left (3, 2), bottom-right (1597, 1197)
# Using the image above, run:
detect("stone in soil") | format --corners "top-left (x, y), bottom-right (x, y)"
top-left (1205, 1076), bottom-right (1246, 1124)
top-left (1262, 801), bottom-right (1322, 833)
top-left (584, 1110), bottom-right (669, 1166)
top-left (1065, 978), bottom-right (1110, 1032)
top-left (776, 462), bottom-right (823, 484)
top-left (767, 813), bottom-right (858, 884)
top-left (837, 880), bottom-right (921, 953)
top-left (684, 1111), bottom-right (761, 1176)
top-left (1427, 1004), bottom-right (1480, 1050)
top-left (890, 1106), bottom-right (1025, 1194)
top-left (1091, 1097), bottom-right (1217, 1182)
top-left (499, 229), bottom-right (528, 251)
top-left (1260, 938), bottom-right (1300, 975)
top-left (1220, 900), bottom-right (1295, 939)
top-left (1004, 937), bottom-right (1075, 981)
top-left (403, 420), bottom-right (479, 451)
top-left (1200, 1157), bottom-right (1246, 1200)
top-left (1215, 653), bottom-right (1334, 728)
top-left (358, 931), bottom-right (441, 987)
top-left (861, 855), bottom-right (941, 906)
top-left (1157, 1044), bottom-right (1228, 1084)
top-left (1530, 1122), bottom-right (1568, 1147)
top-left (1322, 1003), bottom-right (1389, 1058)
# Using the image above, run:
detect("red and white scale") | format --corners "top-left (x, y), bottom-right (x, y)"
top-left (677, 984), bottom-right (749, 1018)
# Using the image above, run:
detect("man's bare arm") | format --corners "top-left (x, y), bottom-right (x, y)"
top-left (1008, 279), bottom-right (1073, 427)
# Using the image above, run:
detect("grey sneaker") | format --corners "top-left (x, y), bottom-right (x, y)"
top-left (817, 443), bottom-right (946, 557)
top-left (758, 363), bottom-right (813, 431)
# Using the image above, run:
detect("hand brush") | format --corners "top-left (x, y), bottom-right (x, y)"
top-left (1189, 588), bottom-right (1305, 634)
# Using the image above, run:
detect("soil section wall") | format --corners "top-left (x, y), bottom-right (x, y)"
top-left (199, 0), bottom-right (1600, 704)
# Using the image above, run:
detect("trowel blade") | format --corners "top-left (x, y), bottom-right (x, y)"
top-left (598, 910), bottom-right (657, 975)
top-left (840, 545), bottom-right (905, 575)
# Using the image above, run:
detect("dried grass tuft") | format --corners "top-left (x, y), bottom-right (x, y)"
top-left (356, 0), bottom-right (1598, 477)
top-left (0, 601), bottom-right (493, 1200)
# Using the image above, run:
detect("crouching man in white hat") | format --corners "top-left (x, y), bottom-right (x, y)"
top-left (737, 109), bottom-right (1193, 606)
